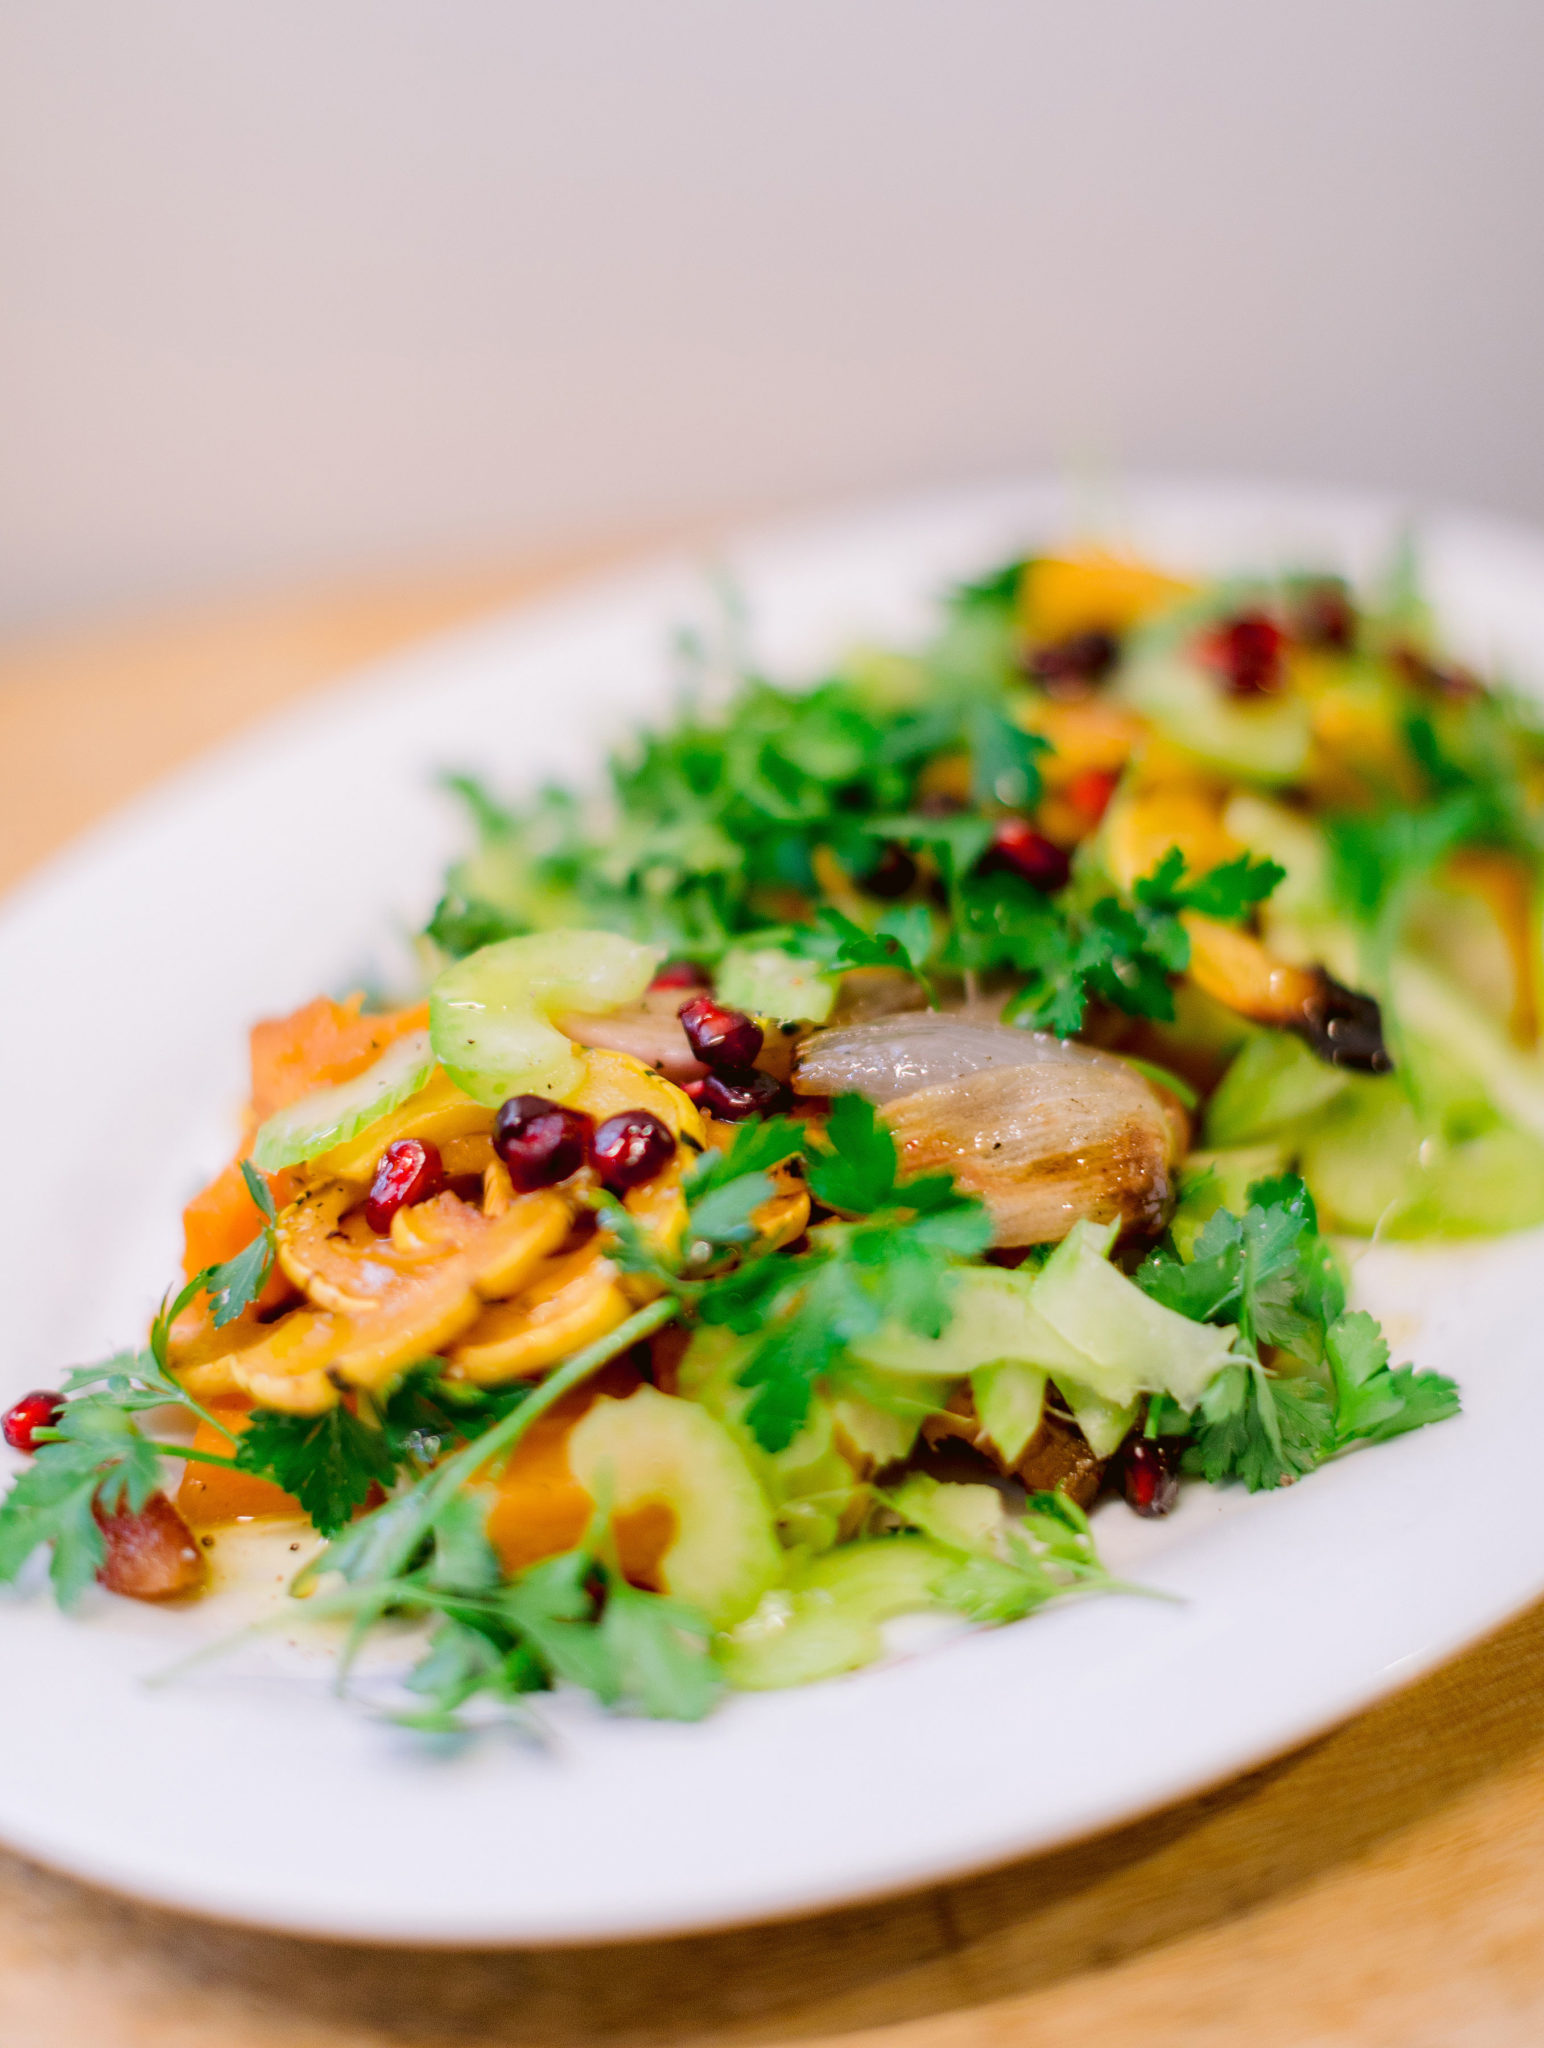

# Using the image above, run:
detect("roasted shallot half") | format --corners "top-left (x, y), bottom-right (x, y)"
top-left (793, 1015), bottom-right (1186, 1244)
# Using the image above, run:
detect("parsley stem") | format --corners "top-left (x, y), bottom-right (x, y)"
top-left (173, 1397), bottom-right (241, 1447)
top-left (430, 1295), bottom-right (680, 1499)
top-left (149, 1443), bottom-right (242, 1470)
top-left (299, 1295), bottom-right (683, 1593)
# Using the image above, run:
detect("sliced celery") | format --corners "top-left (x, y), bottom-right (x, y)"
top-left (1118, 652), bottom-right (1311, 782)
top-left (567, 1384), bottom-right (781, 1629)
top-left (887, 1473), bottom-right (1006, 1554)
top-left (715, 945), bottom-right (838, 1024)
top-left (677, 1328), bottom-right (867, 1554)
top-left (249, 1029), bottom-right (435, 1172)
top-left (850, 1265), bottom-right (1090, 1382)
top-left (1204, 1029), bottom-right (1349, 1147)
top-left (970, 1359), bottom-right (1047, 1466)
top-left (1056, 1380), bottom-right (1141, 1460)
top-left (428, 929), bottom-right (661, 1106)
top-left (719, 1537), bottom-right (953, 1690)
top-left (1031, 1219), bottom-right (1238, 1408)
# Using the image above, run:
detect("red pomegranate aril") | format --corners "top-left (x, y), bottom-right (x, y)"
top-left (591, 1109), bottom-right (677, 1192)
top-left (984, 820), bottom-right (1071, 894)
top-left (3, 1389), bottom-right (65, 1455)
top-left (365, 1138), bottom-right (445, 1233)
top-left (1201, 611), bottom-right (1285, 697)
top-left (698, 1067), bottom-right (787, 1122)
top-left (678, 993), bottom-right (763, 1071)
top-left (1122, 1436), bottom-right (1182, 1518)
top-left (492, 1095), bottom-right (595, 1191)
top-left (649, 959), bottom-right (710, 991)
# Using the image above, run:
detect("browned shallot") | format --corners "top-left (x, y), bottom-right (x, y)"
top-left (793, 1015), bottom-right (1185, 1245)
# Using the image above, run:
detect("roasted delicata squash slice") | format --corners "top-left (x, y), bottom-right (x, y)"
top-left (181, 1184), bottom-right (573, 1413)
top-left (562, 1047), bottom-right (707, 1143)
top-left (301, 1067), bottom-right (493, 1188)
top-left (448, 1238), bottom-right (632, 1383)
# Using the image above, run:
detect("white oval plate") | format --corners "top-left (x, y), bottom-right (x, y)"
top-left (3, 479), bottom-right (1543, 1947)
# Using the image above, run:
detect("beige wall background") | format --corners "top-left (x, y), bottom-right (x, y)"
top-left (3, 0), bottom-right (1543, 631)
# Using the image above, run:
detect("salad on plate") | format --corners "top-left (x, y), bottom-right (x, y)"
top-left (11, 540), bottom-right (1538, 1729)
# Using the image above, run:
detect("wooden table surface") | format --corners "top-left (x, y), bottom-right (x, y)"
top-left (4, 552), bottom-right (1544, 2048)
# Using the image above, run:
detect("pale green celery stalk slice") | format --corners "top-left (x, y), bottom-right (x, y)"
top-left (1204, 1028), bottom-right (1349, 1147)
top-left (719, 1537), bottom-right (954, 1691)
top-left (1056, 1380), bottom-right (1140, 1460)
top-left (1116, 651), bottom-right (1311, 782)
top-left (250, 1030), bottom-right (434, 1172)
top-left (969, 1360), bottom-right (1047, 1467)
top-left (1392, 953), bottom-right (1544, 1141)
top-left (887, 1472), bottom-right (1007, 1555)
top-left (848, 1265), bottom-right (1090, 1382)
top-left (429, 929), bottom-right (661, 1106)
top-left (715, 945), bottom-right (838, 1025)
top-left (1030, 1219), bottom-right (1238, 1410)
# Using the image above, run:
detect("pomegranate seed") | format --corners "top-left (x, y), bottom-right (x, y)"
top-left (1290, 579), bottom-right (1355, 651)
top-left (983, 820), bottom-right (1071, 894)
top-left (1026, 628), bottom-right (1119, 696)
top-left (698, 1068), bottom-right (787, 1121)
top-left (1066, 768), bottom-right (1120, 826)
top-left (3, 1389), bottom-right (64, 1455)
top-left (678, 994), bottom-right (763, 1070)
top-left (492, 1095), bottom-right (595, 1191)
top-left (859, 842), bottom-right (918, 900)
top-left (1122, 1436), bottom-right (1182, 1518)
top-left (365, 1139), bottom-right (445, 1233)
top-left (650, 959), bottom-right (709, 991)
top-left (592, 1109), bottom-right (677, 1192)
top-left (1200, 611), bottom-right (1285, 697)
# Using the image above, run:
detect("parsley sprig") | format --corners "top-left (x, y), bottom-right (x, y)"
top-left (1136, 1174), bottom-right (1458, 1490)
top-left (979, 849), bottom-right (1284, 1035)
top-left (697, 1097), bottom-right (992, 1451)
top-left (0, 1165), bottom-right (280, 1602)
top-left (596, 1099), bottom-right (991, 1453)
top-left (232, 1368), bottom-right (531, 1538)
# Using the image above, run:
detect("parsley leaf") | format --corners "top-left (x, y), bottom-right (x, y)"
top-left (0, 1405), bottom-right (165, 1605)
top-left (1325, 1309), bottom-right (1460, 1448)
top-left (789, 903), bottom-right (937, 1001)
top-left (234, 1405), bottom-right (397, 1538)
top-left (700, 1096), bottom-right (991, 1450)
top-left (993, 847), bottom-right (1282, 1036)
top-left (370, 1523), bottom-right (722, 1730)
top-left (1188, 1361), bottom-right (1335, 1491)
top-left (1325, 795), bottom-right (1481, 934)
top-left (202, 1163), bottom-right (279, 1328)
top-left (1134, 847), bottom-right (1286, 920)
top-left (1135, 1172), bottom-right (1456, 1491)
top-left (232, 1368), bottom-right (531, 1537)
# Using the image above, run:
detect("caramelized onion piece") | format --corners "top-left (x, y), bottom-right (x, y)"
top-left (793, 1014), bottom-right (1128, 1105)
top-left (558, 988), bottom-right (706, 1083)
top-left (795, 1017), bottom-right (1183, 1244)
top-left (96, 1492), bottom-right (206, 1601)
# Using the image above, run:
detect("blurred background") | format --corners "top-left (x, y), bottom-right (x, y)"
top-left (3, 0), bottom-right (1544, 633)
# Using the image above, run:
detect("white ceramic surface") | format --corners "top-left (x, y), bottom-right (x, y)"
top-left (2, 479), bottom-right (1542, 1946)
